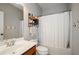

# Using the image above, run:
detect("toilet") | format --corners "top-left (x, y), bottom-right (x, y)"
top-left (36, 46), bottom-right (48, 55)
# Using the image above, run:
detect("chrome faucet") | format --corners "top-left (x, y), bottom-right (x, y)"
top-left (6, 40), bottom-right (15, 47)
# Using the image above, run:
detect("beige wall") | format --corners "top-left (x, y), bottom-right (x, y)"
top-left (0, 3), bottom-right (23, 39)
top-left (23, 3), bottom-right (42, 40)
top-left (71, 3), bottom-right (79, 54)
top-left (24, 3), bottom-right (42, 16)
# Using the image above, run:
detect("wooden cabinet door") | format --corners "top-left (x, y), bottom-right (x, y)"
top-left (22, 45), bottom-right (36, 55)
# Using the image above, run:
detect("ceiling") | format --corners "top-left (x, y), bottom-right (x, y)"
top-left (38, 3), bottom-right (59, 10)
top-left (11, 3), bottom-right (58, 10)
top-left (38, 3), bottom-right (68, 10)
top-left (10, 3), bottom-right (69, 12)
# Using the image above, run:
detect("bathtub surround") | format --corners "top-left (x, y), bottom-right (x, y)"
top-left (0, 3), bottom-right (23, 39)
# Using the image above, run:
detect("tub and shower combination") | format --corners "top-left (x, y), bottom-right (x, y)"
top-left (39, 11), bottom-right (72, 55)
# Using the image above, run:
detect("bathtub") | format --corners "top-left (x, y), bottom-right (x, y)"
top-left (48, 47), bottom-right (72, 55)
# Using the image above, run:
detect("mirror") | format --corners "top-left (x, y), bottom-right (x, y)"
top-left (0, 3), bottom-right (23, 41)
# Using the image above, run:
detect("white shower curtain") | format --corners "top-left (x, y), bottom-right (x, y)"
top-left (39, 12), bottom-right (69, 48)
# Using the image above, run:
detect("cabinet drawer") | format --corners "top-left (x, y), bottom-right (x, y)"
top-left (22, 45), bottom-right (36, 55)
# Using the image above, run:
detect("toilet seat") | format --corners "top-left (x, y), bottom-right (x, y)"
top-left (36, 46), bottom-right (48, 51)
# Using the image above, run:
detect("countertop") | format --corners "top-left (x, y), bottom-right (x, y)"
top-left (0, 38), bottom-right (37, 55)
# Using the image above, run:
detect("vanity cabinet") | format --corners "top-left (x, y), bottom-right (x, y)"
top-left (22, 45), bottom-right (36, 55)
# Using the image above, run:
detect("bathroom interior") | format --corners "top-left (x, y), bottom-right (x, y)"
top-left (0, 3), bottom-right (79, 55)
